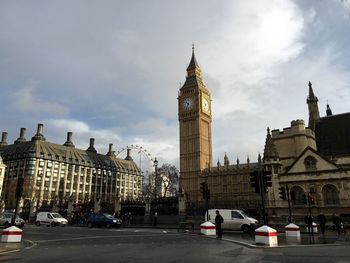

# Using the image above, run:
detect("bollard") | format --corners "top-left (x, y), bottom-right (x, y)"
top-left (306, 222), bottom-right (318, 234)
top-left (285, 223), bottom-right (301, 243)
top-left (255, 225), bottom-right (278, 247)
top-left (200, 221), bottom-right (216, 236)
top-left (1, 226), bottom-right (22, 243)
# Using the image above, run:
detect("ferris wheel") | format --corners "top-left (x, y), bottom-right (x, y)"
top-left (116, 144), bottom-right (155, 186)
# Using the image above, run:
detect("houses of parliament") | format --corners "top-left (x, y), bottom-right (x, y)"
top-left (178, 48), bottom-right (350, 220)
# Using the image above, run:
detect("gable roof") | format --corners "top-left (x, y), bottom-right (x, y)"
top-left (284, 146), bottom-right (338, 174)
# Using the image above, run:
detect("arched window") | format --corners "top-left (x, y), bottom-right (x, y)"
top-left (323, 184), bottom-right (339, 205)
top-left (304, 156), bottom-right (317, 171)
top-left (290, 186), bottom-right (306, 205)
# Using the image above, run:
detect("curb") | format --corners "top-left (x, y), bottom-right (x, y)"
top-left (0, 239), bottom-right (36, 255)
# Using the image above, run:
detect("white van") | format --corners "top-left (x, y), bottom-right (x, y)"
top-left (205, 209), bottom-right (259, 233)
top-left (35, 212), bottom-right (68, 227)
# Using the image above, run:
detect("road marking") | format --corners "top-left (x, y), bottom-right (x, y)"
top-left (34, 233), bottom-right (180, 243)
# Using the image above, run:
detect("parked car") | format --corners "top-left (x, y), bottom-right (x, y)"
top-left (0, 212), bottom-right (25, 228)
top-left (86, 213), bottom-right (122, 228)
top-left (205, 209), bottom-right (259, 233)
top-left (35, 212), bottom-right (68, 227)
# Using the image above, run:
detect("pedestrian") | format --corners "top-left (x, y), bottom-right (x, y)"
top-left (305, 215), bottom-right (313, 234)
top-left (332, 213), bottom-right (342, 236)
top-left (317, 213), bottom-right (326, 236)
top-left (215, 210), bottom-right (224, 239)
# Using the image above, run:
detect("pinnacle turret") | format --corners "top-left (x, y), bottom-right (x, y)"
top-left (263, 127), bottom-right (279, 161)
top-left (306, 81), bottom-right (320, 131)
top-left (186, 45), bottom-right (202, 78)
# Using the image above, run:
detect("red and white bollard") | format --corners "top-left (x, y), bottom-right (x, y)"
top-left (255, 225), bottom-right (278, 247)
top-left (1, 226), bottom-right (22, 243)
top-left (285, 223), bottom-right (301, 241)
top-left (200, 221), bottom-right (216, 236)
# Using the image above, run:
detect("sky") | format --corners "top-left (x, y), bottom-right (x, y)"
top-left (1, 0), bottom-right (350, 173)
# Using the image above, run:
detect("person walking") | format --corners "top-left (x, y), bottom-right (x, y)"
top-left (215, 210), bottom-right (224, 239)
top-left (317, 213), bottom-right (326, 236)
top-left (332, 213), bottom-right (342, 236)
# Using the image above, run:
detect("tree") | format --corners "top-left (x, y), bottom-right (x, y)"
top-left (158, 164), bottom-right (179, 197)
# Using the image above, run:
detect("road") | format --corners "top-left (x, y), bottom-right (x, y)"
top-left (0, 225), bottom-right (349, 263)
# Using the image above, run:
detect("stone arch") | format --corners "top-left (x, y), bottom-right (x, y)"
top-left (290, 185), bottom-right (306, 205)
top-left (322, 184), bottom-right (339, 205)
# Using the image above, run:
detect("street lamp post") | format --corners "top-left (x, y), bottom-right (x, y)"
top-left (153, 158), bottom-right (158, 227)
top-left (153, 158), bottom-right (158, 205)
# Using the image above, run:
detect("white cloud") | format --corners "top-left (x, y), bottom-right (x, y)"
top-left (1, 0), bottom-right (350, 168)
top-left (10, 80), bottom-right (69, 115)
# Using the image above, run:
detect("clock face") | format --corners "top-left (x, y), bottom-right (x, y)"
top-left (183, 97), bottom-right (193, 111)
top-left (202, 98), bottom-right (209, 112)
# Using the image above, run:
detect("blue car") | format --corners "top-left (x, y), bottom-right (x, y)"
top-left (86, 213), bottom-right (122, 228)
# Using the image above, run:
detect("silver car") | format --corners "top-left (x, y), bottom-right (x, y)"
top-left (0, 213), bottom-right (25, 228)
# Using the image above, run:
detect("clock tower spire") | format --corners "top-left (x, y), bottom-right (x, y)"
top-left (178, 48), bottom-right (213, 202)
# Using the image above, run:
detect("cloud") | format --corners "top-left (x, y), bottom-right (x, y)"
top-left (1, 0), bottom-right (350, 167)
top-left (43, 117), bottom-right (178, 166)
top-left (10, 80), bottom-right (69, 116)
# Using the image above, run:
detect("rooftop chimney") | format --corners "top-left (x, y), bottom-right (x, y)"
top-left (124, 148), bottom-right (133, 161)
top-left (0, 132), bottom-right (8, 146)
top-left (63, 132), bottom-right (75, 147)
top-left (106, 143), bottom-right (116, 157)
top-left (87, 138), bottom-right (97, 153)
top-left (14, 128), bottom-right (26, 144)
top-left (31, 123), bottom-right (46, 141)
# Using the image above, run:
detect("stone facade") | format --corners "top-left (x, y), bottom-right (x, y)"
top-left (178, 50), bottom-right (350, 220)
top-left (0, 124), bottom-right (143, 212)
top-left (178, 48), bottom-right (213, 202)
top-left (265, 93), bottom-right (350, 220)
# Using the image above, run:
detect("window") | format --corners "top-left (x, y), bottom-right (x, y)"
top-left (304, 156), bottom-right (317, 171)
top-left (323, 184), bottom-right (339, 205)
top-left (231, 211), bottom-right (243, 219)
top-left (290, 186), bottom-right (306, 205)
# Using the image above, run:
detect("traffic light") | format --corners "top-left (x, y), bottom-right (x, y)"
top-left (250, 171), bottom-right (260, 193)
top-left (263, 170), bottom-right (272, 193)
top-left (206, 189), bottom-right (210, 200)
top-left (200, 182), bottom-right (206, 199)
top-left (309, 196), bottom-right (316, 205)
top-left (16, 177), bottom-right (24, 199)
top-left (279, 186), bottom-right (286, 200)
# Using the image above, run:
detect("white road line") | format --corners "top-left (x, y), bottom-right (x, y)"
top-left (34, 233), bottom-right (179, 243)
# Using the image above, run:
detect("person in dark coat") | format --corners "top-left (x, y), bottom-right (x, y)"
top-left (305, 215), bottom-right (314, 234)
top-left (332, 213), bottom-right (342, 236)
top-left (317, 214), bottom-right (326, 236)
top-left (215, 210), bottom-right (224, 239)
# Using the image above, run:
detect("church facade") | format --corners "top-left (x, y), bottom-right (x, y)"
top-left (178, 50), bottom-right (350, 220)
top-left (265, 83), bottom-right (350, 220)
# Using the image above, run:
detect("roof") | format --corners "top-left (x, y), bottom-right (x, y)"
top-left (186, 48), bottom-right (199, 71)
top-left (202, 162), bottom-right (259, 174)
top-left (0, 140), bottom-right (141, 173)
top-left (315, 112), bottom-right (350, 156)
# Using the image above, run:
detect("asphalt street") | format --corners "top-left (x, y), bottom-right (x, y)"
top-left (0, 225), bottom-right (349, 263)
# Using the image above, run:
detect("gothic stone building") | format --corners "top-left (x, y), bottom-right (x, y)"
top-left (0, 124), bottom-right (142, 214)
top-left (264, 83), bottom-right (350, 221)
top-left (178, 49), bottom-right (260, 212)
top-left (179, 50), bottom-right (350, 220)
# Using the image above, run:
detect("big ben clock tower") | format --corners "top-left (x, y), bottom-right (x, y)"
top-left (178, 47), bottom-right (212, 201)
